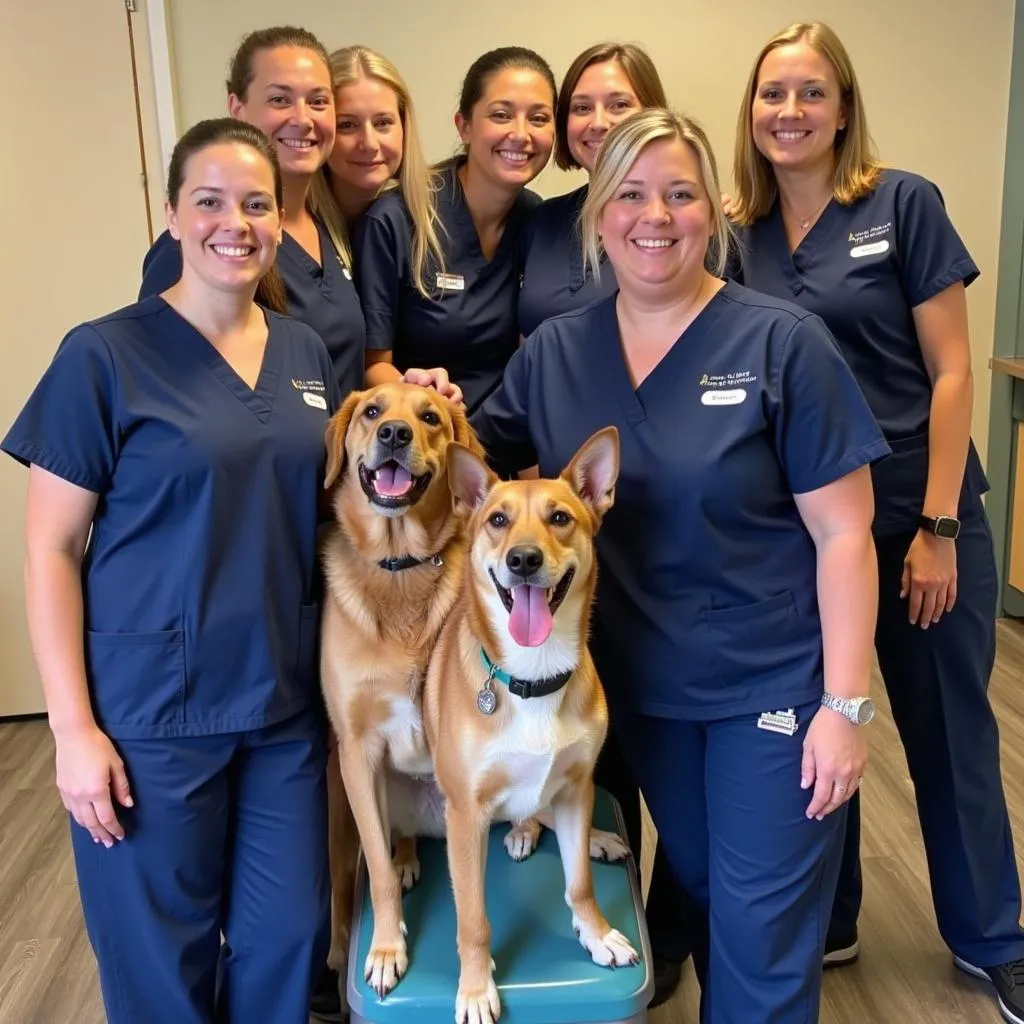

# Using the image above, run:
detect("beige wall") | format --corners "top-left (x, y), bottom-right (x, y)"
top-left (165, 0), bottom-right (1015, 457)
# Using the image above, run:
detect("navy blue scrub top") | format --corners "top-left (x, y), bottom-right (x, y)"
top-left (733, 169), bottom-right (987, 535)
top-left (517, 184), bottom-right (619, 337)
top-left (353, 162), bottom-right (540, 413)
top-left (1, 297), bottom-right (341, 739)
top-left (471, 281), bottom-right (890, 719)
top-left (139, 218), bottom-right (367, 398)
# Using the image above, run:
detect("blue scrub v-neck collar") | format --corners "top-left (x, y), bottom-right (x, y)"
top-left (279, 218), bottom-right (344, 296)
top-left (770, 198), bottom-right (840, 295)
top-left (155, 298), bottom-right (282, 423)
top-left (443, 162), bottom-right (518, 269)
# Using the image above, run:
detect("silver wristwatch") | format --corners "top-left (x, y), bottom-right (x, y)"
top-left (821, 692), bottom-right (876, 726)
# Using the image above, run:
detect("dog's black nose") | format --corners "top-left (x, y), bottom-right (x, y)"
top-left (377, 420), bottom-right (412, 450)
top-left (506, 545), bottom-right (544, 579)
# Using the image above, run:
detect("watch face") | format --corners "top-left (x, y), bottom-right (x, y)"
top-left (855, 699), bottom-right (876, 725)
top-left (935, 517), bottom-right (961, 539)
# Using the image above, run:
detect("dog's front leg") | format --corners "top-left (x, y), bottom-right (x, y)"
top-left (445, 800), bottom-right (500, 1024)
top-left (327, 739), bottom-right (359, 1000)
top-left (338, 738), bottom-right (408, 997)
top-left (550, 779), bottom-right (639, 969)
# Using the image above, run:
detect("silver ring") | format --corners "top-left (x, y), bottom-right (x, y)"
top-left (834, 784), bottom-right (847, 794)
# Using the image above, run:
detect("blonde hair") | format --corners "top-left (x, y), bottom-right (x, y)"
top-left (731, 21), bottom-right (883, 225)
top-left (554, 43), bottom-right (668, 171)
top-left (581, 108), bottom-right (733, 282)
top-left (310, 45), bottom-right (446, 294)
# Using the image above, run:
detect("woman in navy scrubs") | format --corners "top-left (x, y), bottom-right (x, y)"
top-left (471, 107), bottom-right (888, 1024)
top-left (517, 43), bottom-right (666, 337)
top-left (139, 26), bottom-right (368, 397)
top-left (517, 42), bottom-right (691, 1006)
top-left (4, 119), bottom-right (337, 1024)
top-left (353, 46), bottom-right (556, 413)
top-left (729, 23), bottom-right (1024, 1021)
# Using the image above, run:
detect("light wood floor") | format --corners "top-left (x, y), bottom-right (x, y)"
top-left (1, 621), bottom-right (1022, 1024)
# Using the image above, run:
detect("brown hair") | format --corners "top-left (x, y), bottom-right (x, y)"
top-left (226, 25), bottom-right (330, 101)
top-left (554, 43), bottom-right (667, 171)
top-left (166, 118), bottom-right (287, 313)
top-left (731, 21), bottom-right (883, 225)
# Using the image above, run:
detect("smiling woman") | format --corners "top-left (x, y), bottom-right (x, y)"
top-left (351, 46), bottom-right (556, 415)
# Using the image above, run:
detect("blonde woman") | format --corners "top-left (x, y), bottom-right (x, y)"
top-left (729, 22), bottom-right (1024, 1021)
top-left (470, 108), bottom-right (886, 1022)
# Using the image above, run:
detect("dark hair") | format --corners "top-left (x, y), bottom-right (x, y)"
top-left (165, 118), bottom-right (288, 313)
top-left (554, 43), bottom-right (668, 171)
top-left (458, 46), bottom-right (557, 120)
top-left (226, 25), bottom-right (330, 101)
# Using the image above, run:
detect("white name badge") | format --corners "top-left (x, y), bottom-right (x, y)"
top-left (303, 392), bottom-right (327, 410)
top-left (701, 388), bottom-right (747, 406)
top-left (436, 272), bottom-right (465, 291)
top-left (850, 240), bottom-right (890, 258)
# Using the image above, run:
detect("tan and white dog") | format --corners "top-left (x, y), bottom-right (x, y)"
top-left (319, 382), bottom-right (482, 999)
top-left (422, 427), bottom-right (639, 1024)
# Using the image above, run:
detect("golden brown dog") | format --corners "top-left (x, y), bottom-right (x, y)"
top-left (319, 382), bottom-right (482, 1000)
top-left (423, 426), bottom-right (639, 1024)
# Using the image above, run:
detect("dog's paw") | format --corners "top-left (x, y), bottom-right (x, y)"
top-left (572, 915), bottom-right (639, 968)
top-left (454, 974), bottom-right (501, 1024)
top-left (363, 936), bottom-right (409, 998)
top-left (588, 828), bottom-right (630, 862)
top-left (393, 850), bottom-right (421, 892)
top-left (503, 820), bottom-right (541, 861)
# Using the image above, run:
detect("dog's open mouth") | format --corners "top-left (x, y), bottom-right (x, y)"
top-left (358, 460), bottom-right (431, 508)
top-left (488, 567), bottom-right (576, 648)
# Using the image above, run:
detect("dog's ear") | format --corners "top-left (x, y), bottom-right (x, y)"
top-left (446, 442), bottom-right (496, 514)
top-left (323, 391), bottom-right (363, 490)
top-left (450, 403), bottom-right (486, 459)
top-left (562, 426), bottom-right (620, 521)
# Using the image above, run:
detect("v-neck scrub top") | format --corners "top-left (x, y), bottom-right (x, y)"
top-left (353, 163), bottom-right (540, 413)
top-left (139, 220), bottom-right (367, 398)
top-left (471, 281), bottom-right (890, 719)
top-left (734, 170), bottom-right (987, 535)
top-left (517, 184), bottom-right (619, 337)
top-left (1, 297), bottom-right (341, 739)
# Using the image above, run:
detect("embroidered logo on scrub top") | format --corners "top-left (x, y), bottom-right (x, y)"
top-left (435, 272), bottom-right (465, 291)
top-left (848, 222), bottom-right (892, 259)
top-left (291, 378), bottom-right (327, 393)
top-left (699, 370), bottom-right (755, 407)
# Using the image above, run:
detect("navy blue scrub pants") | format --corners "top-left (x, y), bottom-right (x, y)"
top-left (70, 708), bottom-right (331, 1024)
top-left (617, 699), bottom-right (844, 1023)
top-left (593, 724), bottom-right (698, 965)
top-left (829, 501), bottom-right (1024, 966)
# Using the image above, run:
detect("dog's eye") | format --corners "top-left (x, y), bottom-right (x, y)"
top-left (363, 405), bottom-right (380, 420)
top-left (420, 410), bottom-right (441, 426)
top-left (488, 512), bottom-right (508, 529)
top-left (550, 510), bottom-right (572, 526)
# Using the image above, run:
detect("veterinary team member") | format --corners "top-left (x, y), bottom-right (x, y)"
top-left (140, 26), bottom-right (367, 397)
top-left (469, 109), bottom-right (888, 1024)
top-left (517, 43), bottom-right (666, 337)
top-left (353, 46), bottom-right (556, 413)
top-left (729, 22), bottom-right (1024, 1018)
top-left (3, 119), bottom-right (338, 1024)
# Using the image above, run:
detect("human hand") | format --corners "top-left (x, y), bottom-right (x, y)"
top-left (721, 191), bottom-right (738, 219)
top-left (801, 708), bottom-right (867, 820)
top-left (54, 725), bottom-right (133, 847)
top-left (900, 530), bottom-right (957, 628)
top-left (401, 367), bottom-right (465, 408)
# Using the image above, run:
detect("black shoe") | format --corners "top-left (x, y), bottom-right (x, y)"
top-left (310, 964), bottom-right (345, 1023)
top-left (822, 926), bottom-right (859, 969)
top-left (648, 956), bottom-right (683, 1009)
top-left (954, 956), bottom-right (1024, 1024)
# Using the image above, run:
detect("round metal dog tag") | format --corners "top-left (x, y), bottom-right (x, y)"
top-left (476, 688), bottom-right (497, 715)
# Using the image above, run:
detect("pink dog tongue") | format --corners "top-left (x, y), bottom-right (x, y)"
top-left (374, 465), bottom-right (413, 496)
top-left (508, 585), bottom-right (553, 647)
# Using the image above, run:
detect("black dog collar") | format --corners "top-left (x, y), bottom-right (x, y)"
top-left (479, 647), bottom-right (574, 700)
top-left (377, 553), bottom-right (443, 572)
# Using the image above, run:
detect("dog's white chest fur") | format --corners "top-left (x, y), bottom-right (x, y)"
top-left (382, 694), bottom-right (433, 778)
top-left (487, 696), bottom-right (588, 823)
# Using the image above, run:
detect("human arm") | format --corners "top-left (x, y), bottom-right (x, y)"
top-left (25, 467), bottom-right (132, 847)
top-left (794, 468), bottom-right (877, 820)
top-left (138, 231), bottom-right (183, 299)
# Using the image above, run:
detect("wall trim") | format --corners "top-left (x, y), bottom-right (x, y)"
top-left (145, 0), bottom-right (178, 192)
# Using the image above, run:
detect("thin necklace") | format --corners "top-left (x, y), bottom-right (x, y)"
top-left (783, 193), bottom-right (832, 232)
